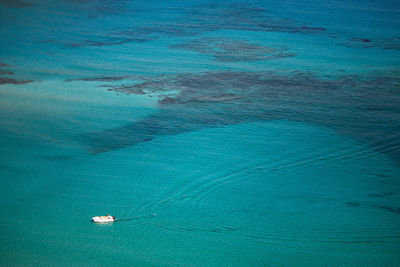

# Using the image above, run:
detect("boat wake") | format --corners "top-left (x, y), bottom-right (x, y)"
top-left (114, 214), bottom-right (157, 222)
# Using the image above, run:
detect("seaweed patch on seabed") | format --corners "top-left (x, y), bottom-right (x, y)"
top-left (77, 71), bottom-right (400, 165)
top-left (125, 4), bottom-right (327, 38)
top-left (0, 62), bottom-right (33, 85)
top-left (0, 62), bottom-right (13, 75)
top-left (377, 206), bottom-right (400, 215)
top-left (165, 3), bottom-right (326, 35)
top-left (346, 202), bottom-right (400, 216)
top-left (63, 36), bottom-right (153, 48)
top-left (0, 62), bottom-right (10, 68)
top-left (66, 76), bottom-right (132, 82)
top-left (0, 78), bottom-right (33, 85)
top-left (170, 38), bottom-right (295, 62)
top-left (0, 70), bottom-right (14, 75)
top-left (367, 192), bottom-right (395, 198)
top-left (61, 3), bottom-right (326, 48)
top-left (344, 37), bottom-right (400, 51)
top-left (0, 0), bottom-right (33, 8)
top-left (346, 201), bottom-right (360, 207)
top-left (67, 0), bottom-right (132, 18)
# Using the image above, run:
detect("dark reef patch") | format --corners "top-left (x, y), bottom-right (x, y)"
top-left (345, 37), bottom-right (400, 51)
top-left (377, 173), bottom-right (389, 178)
top-left (0, 0), bottom-right (32, 8)
top-left (171, 38), bottom-right (295, 62)
top-left (64, 36), bottom-right (152, 48)
top-left (129, 3), bottom-right (327, 38)
top-left (0, 61), bottom-right (33, 85)
top-left (77, 70), bottom-right (400, 165)
top-left (0, 70), bottom-right (14, 75)
top-left (346, 201), bottom-right (360, 207)
top-left (0, 77), bottom-right (33, 85)
top-left (177, 3), bottom-right (326, 35)
top-left (0, 62), bottom-right (10, 68)
top-left (377, 206), bottom-right (400, 215)
top-left (41, 155), bottom-right (75, 161)
top-left (66, 76), bottom-right (132, 82)
top-left (346, 202), bottom-right (400, 216)
top-left (67, 0), bottom-right (132, 18)
top-left (367, 192), bottom-right (395, 198)
top-left (0, 62), bottom-right (14, 75)
top-left (62, 3), bottom-right (327, 49)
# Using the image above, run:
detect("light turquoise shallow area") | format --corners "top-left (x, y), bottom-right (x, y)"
top-left (1, 0), bottom-right (400, 266)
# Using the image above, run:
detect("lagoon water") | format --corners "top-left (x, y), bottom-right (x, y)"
top-left (1, 0), bottom-right (400, 266)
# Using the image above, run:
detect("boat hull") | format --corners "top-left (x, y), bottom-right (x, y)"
top-left (92, 216), bottom-right (115, 223)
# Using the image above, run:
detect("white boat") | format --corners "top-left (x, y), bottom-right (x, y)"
top-left (92, 215), bottom-right (115, 223)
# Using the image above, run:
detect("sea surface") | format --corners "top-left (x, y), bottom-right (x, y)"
top-left (1, 0), bottom-right (400, 266)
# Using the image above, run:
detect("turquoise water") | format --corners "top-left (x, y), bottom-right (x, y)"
top-left (1, 0), bottom-right (400, 266)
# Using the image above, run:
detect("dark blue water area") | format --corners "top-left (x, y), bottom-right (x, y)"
top-left (1, 0), bottom-right (400, 266)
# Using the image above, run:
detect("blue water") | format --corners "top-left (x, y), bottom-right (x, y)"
top-left (1, 0), bottom-right (400, 266)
